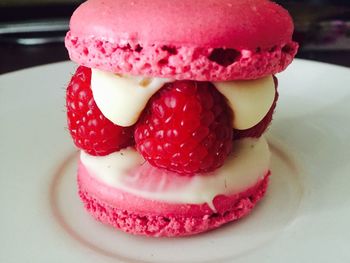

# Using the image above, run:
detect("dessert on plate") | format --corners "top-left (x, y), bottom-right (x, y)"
top-left (65, 0), bottom-right (298, 237)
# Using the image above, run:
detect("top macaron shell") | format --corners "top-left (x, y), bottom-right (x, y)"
top-left (66, 0), bottom-right (298, 81)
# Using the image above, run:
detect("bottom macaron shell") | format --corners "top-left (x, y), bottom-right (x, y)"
top-left (77, 168), bottom-right (270, 237)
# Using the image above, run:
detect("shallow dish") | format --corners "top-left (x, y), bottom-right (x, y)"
top-left (0, 59), bottom-right (349, 262)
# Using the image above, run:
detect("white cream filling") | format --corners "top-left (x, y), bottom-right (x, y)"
top-left (91, 69), bottom-right (171, 127)
top-left (80, 137), bottom-right (270, 210)
top-left (90, 70), bottom-right (276, 129)
top-left (213, 76), bottom-right (275, 130)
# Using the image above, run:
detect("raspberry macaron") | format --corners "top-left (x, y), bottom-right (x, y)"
top-left (65, 0), bottom-right (298, 237)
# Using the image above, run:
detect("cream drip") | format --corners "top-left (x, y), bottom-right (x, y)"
top-left (90, 69), bottom-right (171, 127)
top-left (80, 137), bottom-right (270, 211)
top-left (213, 76), bottom-right (275, 130)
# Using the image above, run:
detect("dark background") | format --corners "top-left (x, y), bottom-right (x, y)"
top-left (0, 0), bottom-right (350, 74)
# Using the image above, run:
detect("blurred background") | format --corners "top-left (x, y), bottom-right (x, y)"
top-left (0, 0), bottom-right (350, 74)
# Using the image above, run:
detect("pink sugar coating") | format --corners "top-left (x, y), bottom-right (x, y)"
top-left (77, 161), bottom-right (270, 237)
top-left (65, 33), bottom-right (298, 81)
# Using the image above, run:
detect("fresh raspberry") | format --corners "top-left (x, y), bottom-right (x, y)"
top-left (66, 66), bottom-right (134, 155)
top-left (135, 81), bottom-right (233, 175)
top-left (234, 76), bottom-right (278, 139)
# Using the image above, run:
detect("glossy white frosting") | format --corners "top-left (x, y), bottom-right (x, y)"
top-left (80, 137), bottom-right (270, 210)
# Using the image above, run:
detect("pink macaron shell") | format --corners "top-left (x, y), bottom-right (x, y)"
top-left (77, 161), bottom-right (270, 237)
top-left (65, 0), bottom-right (298, 80)
top-left (65, 34), bottom-right (298, 81)
top-left (69, 0), bottom-right (293, 50)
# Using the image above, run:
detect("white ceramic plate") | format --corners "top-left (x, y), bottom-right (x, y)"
top-left (1, 60), bottom-right (349, 263)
